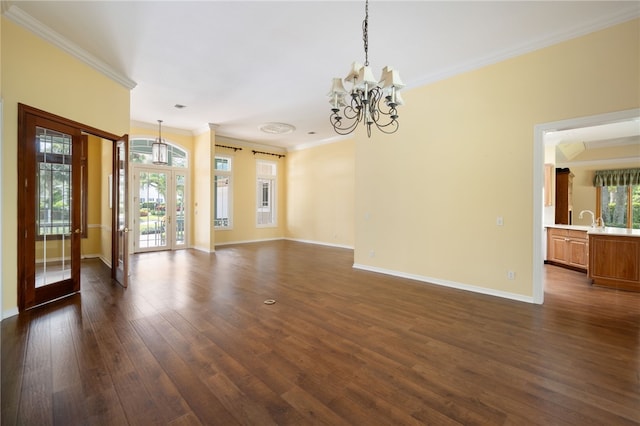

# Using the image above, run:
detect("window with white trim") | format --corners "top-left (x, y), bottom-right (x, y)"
top-left (256, 160), bottom-right (277, 227)
top-left (214, 156), bottom-right (233, 229)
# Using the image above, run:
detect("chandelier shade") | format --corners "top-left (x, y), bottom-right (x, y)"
top-left (328, 0), bottom-right (405, 137)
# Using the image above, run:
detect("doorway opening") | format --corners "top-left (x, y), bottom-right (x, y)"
top-left (129, 138), bottom-right (189, 253)
top-left (533, 108), bottom-right (640, 304)
top-left (132, 167), bottom-right (188, 252)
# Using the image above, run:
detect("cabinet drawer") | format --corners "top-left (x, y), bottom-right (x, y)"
top-left (548, 228), bottom-right (568, 237)
top-left (567, 230), bottom-right (587, 240)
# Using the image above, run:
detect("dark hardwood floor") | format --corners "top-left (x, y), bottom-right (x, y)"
top-left (2, 240), bottom-right (639, 425)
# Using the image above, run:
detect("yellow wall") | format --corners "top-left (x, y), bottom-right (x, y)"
top-left (214, 137), bottom-right (287, 245)
top-left (1, 18), bottom-right (130, 314)
top-left (192, 128), bottom-right (214, 251)
top-left (354, 19), bottom-right (639, 300)
top-left (82, 135), bottom-right (103, 257)
top-left (286, 140), bottom-right (355, 247)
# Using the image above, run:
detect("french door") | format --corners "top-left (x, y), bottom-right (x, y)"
top-left (18, 104), bottom-right (129, 310)
top-left (133, 167), bottom-right (187, 252)
top-left (18, 112), bottom-right (83, 310)
top-left (113, 137), bottom-right (130, 287)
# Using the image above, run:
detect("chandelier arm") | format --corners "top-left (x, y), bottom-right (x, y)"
top-left (330, 113), bottom-right (361, 135)
top-left (374, 121), bottom-right (400, 134)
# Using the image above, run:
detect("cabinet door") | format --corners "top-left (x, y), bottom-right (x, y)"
top-left (549, 235), bottom-right (569, 263)
top-left (568, 239), bottom-right (588, 268)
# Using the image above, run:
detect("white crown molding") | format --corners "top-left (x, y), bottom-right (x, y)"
top-left (408, 6), bottom-right (640, 90)
top-left (557, 156), bottom-right (640, 168)
top-left (130, 120), bottom-right (193, 136)
top-left (3, 4), bottom-right (137, 90)
top-left (287, 134), bottom-right (352, 152)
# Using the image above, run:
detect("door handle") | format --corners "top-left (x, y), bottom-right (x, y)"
top-left (74, 228), bottom-right (81, 234)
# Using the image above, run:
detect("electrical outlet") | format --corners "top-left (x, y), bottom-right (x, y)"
top-left (507, 271), bottom-right (515, 280)
top-left (496, 216), bottom-right (504, 226)
top-left (369, 250), bottom-right (375, 258)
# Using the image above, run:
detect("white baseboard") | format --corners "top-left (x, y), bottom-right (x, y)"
top-left (81, 253), bottom-right (101, 260)
top-left (2, 306), bottom-right (19, 320)
top-left (353, 263), bottom-right (536, 304)
top-left (285, 237), bottom-right (353, 250)
top-left (99, 256), bottom-right (112, 268)
top-left (214, 237), bottom-right (282, 247)
top-left (190, 245), bottom-right (216, 253)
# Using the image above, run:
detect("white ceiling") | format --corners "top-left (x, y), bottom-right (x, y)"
top-left (4, 1), bottom-right (639, 150)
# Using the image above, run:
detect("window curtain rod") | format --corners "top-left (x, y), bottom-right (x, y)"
top-left (215, 144), bottom-right (242, 152)
top-left (252, 150), bottom-right (285, 158)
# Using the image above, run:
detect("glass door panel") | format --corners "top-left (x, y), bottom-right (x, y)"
top-left (114, 137), bottom-right (129, 288)
top-left (136, 170), bottom-right (169, 251)
top-left (36, 149), bottom-right (74, 287)
top-left (175, 173), bottom-right (186, 247)
top-left (133, 168), bottom-right (187, 252)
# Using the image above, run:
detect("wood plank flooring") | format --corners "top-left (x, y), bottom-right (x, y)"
top-left (2, 240), bottom-right (639, 425)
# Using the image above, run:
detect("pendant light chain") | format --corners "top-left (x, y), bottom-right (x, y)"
top-left (362, 0), bottom-right (369, 67)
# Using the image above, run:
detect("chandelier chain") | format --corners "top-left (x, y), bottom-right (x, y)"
top-left (362, 0), bottom-right (369, 66)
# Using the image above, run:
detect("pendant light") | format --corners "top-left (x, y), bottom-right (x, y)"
top-left (152, 119), bottom-right (168, 165)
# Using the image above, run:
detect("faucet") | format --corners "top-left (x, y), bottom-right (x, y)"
top-left (579, 210), bottom-right (596, 228)
top-left (595, 217), bottom-right (605, 229)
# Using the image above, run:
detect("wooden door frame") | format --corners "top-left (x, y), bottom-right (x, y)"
top-left (17, 103), bottom-right (127, 311)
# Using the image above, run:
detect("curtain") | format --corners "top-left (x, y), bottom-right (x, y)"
top-left (593, 168), bottom-right (640, 186)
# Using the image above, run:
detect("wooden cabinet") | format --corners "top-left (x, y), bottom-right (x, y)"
top-left (547, 227), bottom-right (588, 271)
top-left (589, 234), bottom-right (640, 292)
top-left (554, 168), bottom-right (573, 225)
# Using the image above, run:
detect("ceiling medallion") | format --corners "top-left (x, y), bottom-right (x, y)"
top-left (259, 122), bottom-right (296, 135)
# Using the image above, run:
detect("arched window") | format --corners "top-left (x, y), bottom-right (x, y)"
top-left (130, 138), bottom-right (188, 168)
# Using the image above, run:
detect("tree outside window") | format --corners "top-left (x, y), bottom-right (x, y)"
top-left (594, 168), bottom-right (640, 229)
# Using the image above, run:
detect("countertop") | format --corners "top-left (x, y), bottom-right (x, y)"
top-left (545, 224), bottom-right (640, 238)
top-left (587, 227), bottom-right (640, 238)
top-left (545, 224), bottom-right (591, 231)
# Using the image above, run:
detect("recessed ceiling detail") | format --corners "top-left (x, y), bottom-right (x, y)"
top-left (259, 122), bottom-right (296, 135)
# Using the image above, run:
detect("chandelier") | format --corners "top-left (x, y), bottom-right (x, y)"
top-left (152, 119), bottom-right (168, 165)
top-left (328, 0), bottom-right (405, 137)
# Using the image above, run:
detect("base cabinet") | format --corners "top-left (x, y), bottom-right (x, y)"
top-left (589, 234), bottom-right (640, 292)
top-left (547, 228), bottom-right (588, 271)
